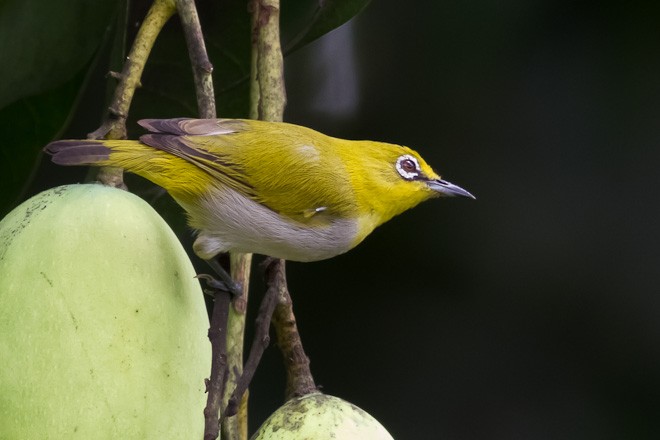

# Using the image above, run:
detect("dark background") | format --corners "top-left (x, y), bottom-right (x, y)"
top-left (29, 1), bottom-right (660, 438)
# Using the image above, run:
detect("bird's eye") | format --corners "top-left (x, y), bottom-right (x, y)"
top-left (401, 159), bottom-right (416, 173)
top-left (396, 155), bottom-right (421, 180)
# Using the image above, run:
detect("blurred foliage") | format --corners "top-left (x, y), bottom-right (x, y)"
top-left (0, 0), bottom-right (118, 109)
top-left (0, 0), bottom-right (371, 216)
top-left (0, 0), bottom-right (119, 214)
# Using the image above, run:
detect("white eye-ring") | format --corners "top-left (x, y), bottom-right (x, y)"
top-left (396, 154), bottom-right (421, 180)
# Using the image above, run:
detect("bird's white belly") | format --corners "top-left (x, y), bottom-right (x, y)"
top-left (175, 187), bottom-right (357, 262)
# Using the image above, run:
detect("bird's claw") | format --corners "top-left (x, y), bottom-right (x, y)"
top-left (196, 273), bottom-right (242, 298)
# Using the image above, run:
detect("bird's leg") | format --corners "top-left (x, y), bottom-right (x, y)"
top-left (195, 274), bottom-right (227, 298)
top-left (222, 259), bottom-right (280, 418)
top-left (202, 256), bottom-right (243, 298)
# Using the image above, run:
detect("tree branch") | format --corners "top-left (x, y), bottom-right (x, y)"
top-left (200, 281), bottom-right (230, 440)
top-left (221, 253), bottom-right (252, 440)
top-left (224, 260), bottom-right (281, 418)
top-left (250, 0), bottom-right (286, 122)
top-left (176, 0), bottom-right (216, 118)
top-left (90, 0), bottom-right (177, 188)
top-left (270, 263), bottom-right (317, 399)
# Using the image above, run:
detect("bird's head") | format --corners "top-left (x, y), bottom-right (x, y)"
top-left (391, 148), bottom-right (474, 199)
top-left (345, 140), bottom-right (474, 229)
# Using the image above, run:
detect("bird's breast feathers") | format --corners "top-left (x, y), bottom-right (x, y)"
top-left (178, 185), bottom-right (360, 262)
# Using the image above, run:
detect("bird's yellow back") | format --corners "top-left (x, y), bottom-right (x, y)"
top-left (188, 121), bottom-right (359, 226)
top-left (162, 120), bottom-right (443, 242)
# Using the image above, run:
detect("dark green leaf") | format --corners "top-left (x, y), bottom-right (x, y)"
top-left (285, 0), bottom-right (373, 53)
top-left (0, 0), bottom-right (119, 109)
top-left (0, 67), bottom-right (88, 215)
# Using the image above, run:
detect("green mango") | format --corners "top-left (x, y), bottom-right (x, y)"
top-left (251, 393), bottom-right (395, 440)
top-left (0, 184), bottom-right (210, 439)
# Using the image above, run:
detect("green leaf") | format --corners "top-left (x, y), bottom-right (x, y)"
top-left (0, 0), bottom-right (119, 109)
top-left (0, 0), bottom-right (121, 215)
top-left (285, 0), bottom-right (373, 53)
top-left (0, 67), bottom-right (88, 215)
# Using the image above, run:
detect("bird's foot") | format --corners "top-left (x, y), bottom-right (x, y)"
top-left (203, 257), bottom-right (243, 298)
top-left (196, 273), bottom-right (233, 298)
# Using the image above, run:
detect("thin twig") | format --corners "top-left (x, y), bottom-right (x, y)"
top-left (250, 0), bottom-right (286, 122)
top-left (221, 253), bottom-right (251, 440)
top-left (176, 0), bottom-right (216, 118)
top-left (223, 260), bottom-right (282, 417)
top-left (199, 278), bottom-right (231, 440)
top-left (90, 0), bottom-right (177, 139)
top-left (270, 262), bottom-right (317, 399)
top-left (90, 0), bottom-right (177, 188)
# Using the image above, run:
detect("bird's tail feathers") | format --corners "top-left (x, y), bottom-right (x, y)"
top-left (44, 139), bottom-right (148, 167)
top-left (45, 140), bottom-right (113, 166)
top-left (44, 138), bottom-right (212, 197)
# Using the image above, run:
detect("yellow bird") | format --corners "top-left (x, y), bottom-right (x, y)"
top-left (45, 118), bottom-right (474, 263)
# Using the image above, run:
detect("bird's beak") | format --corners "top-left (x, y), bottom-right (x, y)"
top-left (427, 179), bottom-right (476, 199)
